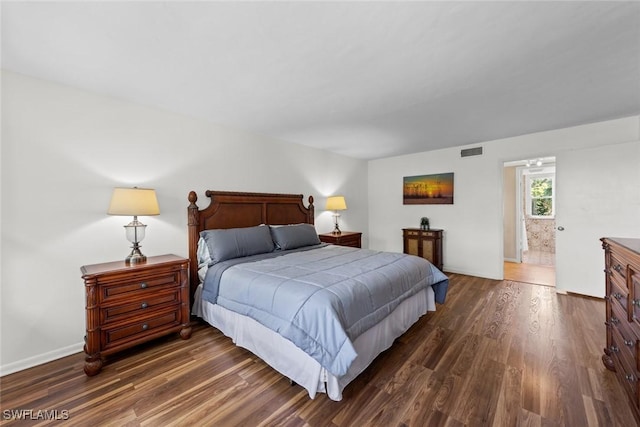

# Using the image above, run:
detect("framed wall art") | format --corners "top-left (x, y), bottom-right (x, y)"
top-left (403, 172), bottom-right (454, 205)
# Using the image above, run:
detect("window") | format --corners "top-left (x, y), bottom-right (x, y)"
top-left (527, 174), bottom-right (554, 218)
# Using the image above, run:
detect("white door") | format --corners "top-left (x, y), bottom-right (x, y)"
top-left (555, 141), bottom-right (640, 297)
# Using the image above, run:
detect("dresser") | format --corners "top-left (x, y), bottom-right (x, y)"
top-left (403, 228), bottom-right (443, 271)
top-left (318, 231), bottom-right (362, 248)
top-left (601, 237), bottom-right (640, 423)
top-left (81, 254), bottom-right (191, 376)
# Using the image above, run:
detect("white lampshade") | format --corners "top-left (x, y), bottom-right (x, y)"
top-left (107, 187), bottom-right (160, 264)
top-left (108, 187), bottom-right (160, 216)
top-left (325, 196), bottom-right (347, 211)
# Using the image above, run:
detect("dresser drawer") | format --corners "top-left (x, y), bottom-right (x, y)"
top-left (318, 232), bottom-right (362, 248)
top-left (611, 302), bottom-right (640, 371)
top-left (611, 326), bottom-right (640, 408)
top-left (609, 301), bottom-right (628, 333)
top-left (610, 251), bottom-right (630, 285)
top-left (100, 289), bottom-right (181, 324)
top-left (102, 309), bottom-right (181, 350)
top-left (632, 269), bottom-right (640, 327)
top-left (99, 271), bottom-right (181, 304)
top-left (610, 276), bottom-right (630, 318)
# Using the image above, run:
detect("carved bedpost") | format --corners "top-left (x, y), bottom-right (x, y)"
top-left (187, 191), bottom-right (200, 305)
top-left (308, 195), bottom-right (315, 224)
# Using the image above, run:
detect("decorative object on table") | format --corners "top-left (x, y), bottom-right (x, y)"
top-left (403, 173), bottom-right (454, 205)
top-left (420, 217), bottom-right (430, 231)
top-left (326, 195), bottom-right (347, 235)
top-left (107, 187), bottom-right (160, 264)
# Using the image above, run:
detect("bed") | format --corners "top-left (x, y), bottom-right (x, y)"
top-left (187, 190), bottom-right (448, 401)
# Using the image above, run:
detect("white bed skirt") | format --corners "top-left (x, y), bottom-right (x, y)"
top-left (193, 285), bottom-right (436, 401)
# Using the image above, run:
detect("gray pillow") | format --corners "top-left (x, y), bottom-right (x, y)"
top-left (270, 224), bottom-right (320, 250)
top-left (200, 225), bottom-right (275, 264)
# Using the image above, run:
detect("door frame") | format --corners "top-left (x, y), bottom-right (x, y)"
top-left (502, 157), bottom-right (557, 268)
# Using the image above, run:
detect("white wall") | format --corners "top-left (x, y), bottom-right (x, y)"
top-left (2, 69), bottom-right (638, 375)
top-left (368, 116), bottom-right (640, 279)
top-left (0, 71), bottom-right (368, 374)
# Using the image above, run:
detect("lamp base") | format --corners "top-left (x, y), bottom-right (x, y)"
top-left (125, 245), bottom-right (147, 265)
top-left (332, 223), bottom-right (342, 235)
top-left (332, 212), bottom-right (342, 235)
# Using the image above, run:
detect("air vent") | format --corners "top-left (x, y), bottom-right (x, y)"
top-left (461, 147), bottom-right (483, 157)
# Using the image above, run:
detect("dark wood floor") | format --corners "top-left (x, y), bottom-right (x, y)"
top-left (1, 274), bottom-right (636, 426)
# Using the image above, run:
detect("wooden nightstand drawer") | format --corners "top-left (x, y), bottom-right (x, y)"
top-left (99, 271), bottom-right (181, 304)
top-left (318, 232), bottom-right (362, 248)
top-left (332, 233), bottom-right (361, 248)
top-left (101, 289), bottom-right (181, 324)
top-left (102, 309), bottom-right (181, 350)
top-left (81, 254), bottom-right (191, 376)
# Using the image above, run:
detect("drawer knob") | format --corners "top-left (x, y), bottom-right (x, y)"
top-left (142, 324), bottom-right (149, 330)
top-left (632, 299), bottom-right (640, 307)
top-left (625, 374), bottom-right (636, 382)
top-left (624, 339), bottom-right (634, 347)
top-left (613, 264), bottom-right (623, 273)
top-left (141, 302), bottom-right (148, 309)
top-left (610, 316), bottom-right (620, 325)
top-left (609, 345), bottom-right (619, 353)
top-left (612, 292), bottom-right (623, 300)
top-left (140, 282), bottom-right (148, 289)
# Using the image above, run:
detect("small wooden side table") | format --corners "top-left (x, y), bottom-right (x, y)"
top-left (81, 254), bottom-right (191, 376)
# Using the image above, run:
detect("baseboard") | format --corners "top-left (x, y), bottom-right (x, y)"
top-left (443, 266), bottom-right (502, 280)
top-left (504, 257), bottom-right (519, 263)
top-left (0, 342), bottom-right (84, 377)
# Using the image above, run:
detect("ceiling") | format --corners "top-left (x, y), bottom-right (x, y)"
top-left (2, 1), bottom-right (639, 160)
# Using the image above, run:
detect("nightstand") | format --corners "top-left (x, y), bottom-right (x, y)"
top-left (81, 254), bottom-right (191, 376)
top-left (318, 231), bottom-right (362, 248)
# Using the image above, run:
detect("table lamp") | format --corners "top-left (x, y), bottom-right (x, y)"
top-left (326, 196), bottom-right (347, 235)
top-left (107, 187), bottom-right (160, 264)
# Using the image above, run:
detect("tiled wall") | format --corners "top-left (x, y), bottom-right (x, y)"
top-left (525, 217), bottom-right (556, 253)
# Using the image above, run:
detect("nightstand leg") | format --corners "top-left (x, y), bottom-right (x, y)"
top-left (84, 356), bottom-right (103, 376)
top-left (180, 326), bottom-right (192, 340)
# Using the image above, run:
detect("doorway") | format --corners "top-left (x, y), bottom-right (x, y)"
top-left (503, 158), bottom-right (556, 287)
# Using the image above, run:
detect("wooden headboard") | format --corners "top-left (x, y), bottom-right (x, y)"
top-left (187, 190), bottom-right (315, 299)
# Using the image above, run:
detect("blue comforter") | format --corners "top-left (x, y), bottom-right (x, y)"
top-left (202, 244), bottom-right (448, 376)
